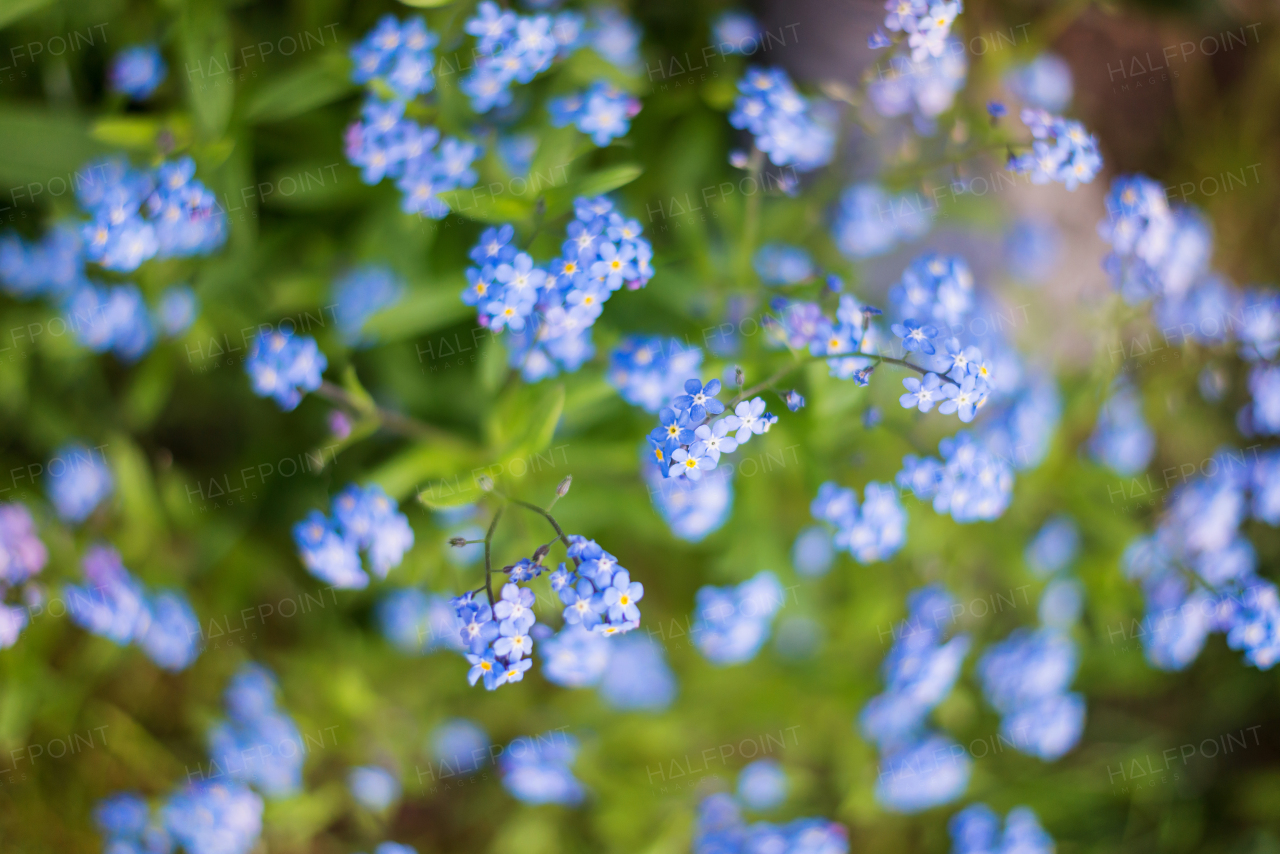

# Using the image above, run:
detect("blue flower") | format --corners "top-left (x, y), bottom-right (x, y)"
top-left (108, 45), bottom-right (167, 100)
top-left (245, 330), bottom-right (327, 411)
top-left (899, 372), bottom-right (948, 412)
top-left (597, 633), bottom-right (676, 711)
top-left (471, 224), bottom-right (517, 265)
top-left (348, 766), bottom-right (401, 812)
top-left (691, 419), bottom-right (739, 462)
top-left (602, 570), bottom-right (643, 622)
top-left (1007, 108), bottom-right (1102, 190)
top-left (467, 651), bottom-right (505, 690)
top-left (937, 375), bottom-right (986, 422)
top-left (493, 582), bottom-right (536, 633)
top-left (499, 732), bottom-right (585, 805)
top-left (673, 378), bottom-right (724, 421)
top-left (724, 396), bottom-right (769, 443)
top-left (729, 67), bottom-right (834, 172)
top-left (561, 580), bottom-right (602, 626)
top-left (784, 390), bottom-right (806, 411)
top-left (550, 82), bottom-right (641, 146)
top-left (494, 621), bottom-right (533, 660)
top-left (333, 265), bottom-right (404, 346)
top-left (670, 445), bottom-right (713, 481)
top-left (47, 443), bottom-right (113, 523)
top-left (891, 319), bottom-right (939, 354)
top-left (753, 243), bottom-right (814, 285)
top-left (651, 406), bottom-right (697, 450)
top-left (162, 782), bottom-right (262, 854)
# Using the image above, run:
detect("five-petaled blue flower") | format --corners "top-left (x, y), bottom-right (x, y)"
top-left (650, 407), bottom-right (696, 451)
top-left (670, 445), bottom-right (712, 480)
top-left (899, 372), bottom-right (949, 412)
top-left (724, 397), bottom-right (768, 443)
top-left (891, 319), bottom-right (940, 355)
top-left (467, 652), bottom-right (504, 690)
top-left (673, 379), bottom-right (725, 421)
top-left (494, 621), bottom-right (533, 660)
top-left (938, 375), bottom-right (987, 422)
top-left (562, 580), bottom-right (602, 626)
top-left (493, 583), bottom-right (535, 632)
top-left (691, 419), bottom-right (740, 462)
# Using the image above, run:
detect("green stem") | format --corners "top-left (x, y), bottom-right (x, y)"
top-left (316, 381), bottom-right (441, 441)
top-left (483, 507), bottom-right (503, 607)
top-left (729, 352), bottom-right (928, 406)
top-left (736, 147), bottom-right (766, 280)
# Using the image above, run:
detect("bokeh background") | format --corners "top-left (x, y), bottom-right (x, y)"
top-left (0, 0), bottom-right (1279, 852)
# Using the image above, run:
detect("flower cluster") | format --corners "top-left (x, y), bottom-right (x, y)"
top-left (541, 626), bottom-right (677, 710)
top-left (66, 544), bottom-right (200, 671)
top-left (499, 731), bottom-right (585, 806)
top-left (692, 571), bottom-right (785, 665)
top-left (96, 783), bottom-right (263, 854)
top-left (245, 329), bottom-right (327, 411)
top-left (461, 3), bottom-right (581, 112)
top-left (348, 766), bottom-right (401, 812)
top-left (729, 67), bottom-right (835, 172)
top-left (643, 452), bottom-right (735, 542)
top-left (463, 197), bottom-right (654, 381)
top-left (978, 627), bottom-right (1085, 760)
top-left (897, 432), bottom-right (1015, 523)
top-left (649, 381), bottom-right (776, 480)
top-left (345, 16), bottom-right (480, 217)
top-left (1123, 448), bottom-right (1280, 670)
top-left (1096, 173), bottom-right (1280, 435)
top-left (1007, 108), bottom-right (1102, 190)
top-left (809, 481), bottom-right (907, 564)
top-left (549, 81), bottom-right (642, 147)
top-left (377, 588), bottom-right (465, 655)
top-left (108, 44), bottom-right (167, 100)
top-left (208, 664), bottom-right (306, 798)
top-left (831, 182), bottom-right (931, 259)
top-left (607, 336), bottom-right (703, 412)
top-left (694, 791), bottom-right (848, 854)
top-left (333, 264), bottom-right (404, 347)
top-left (872, 0), bottom-right (964, 61)
top-left (293, 484), bottom-right (415, 590)
top-left (1003, 53), bottom-right (1074, 112)
top-left (79, 157), bottom-right (226, 272)
top-left (343, 97), bottom-right (481, 218)
top-left (453, 533), bottom-right (641, 691)
top-left (1087, 378), bottom-right (1155, 475)
top-left (0, 503), bottom-right (48, 649)
top-left (46, 443), bottom-right (115, 523)
top-left (949, 804), bottom-right (1055, 854)
top-left (753, 243), bottom-right (815, 285)
top-left (866, 38), bottom-right (967, 129)
top-left (712, 11), bottom-right (764, 54)
top-left (893, 331), bottom-right (995, 423)
top-left (859, 585), bottom-right (971, 812)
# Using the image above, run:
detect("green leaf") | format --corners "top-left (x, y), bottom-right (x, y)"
top-left (487, 382), bottom-right (565, 460)
top-left (437, 189), bottom-right (535, 224)
top-left (181, 1), bottom-right (235, 140)
top-left (0, 0), bottom-right (56, 29)
top-left (575, 162), bottom-right (644, 197)
top-left (361, 283), bottom-right (475, 344)
top-left (244, 54), bottom-right (355, 123)
top-left (0, 107), bottom-right (105, 187)
top-left (367, 435), bottom-right (485, 501)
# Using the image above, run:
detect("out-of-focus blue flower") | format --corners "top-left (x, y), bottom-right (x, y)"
top-left (730, 67), bottom-right (835, 172)
top-left (950, 804), bottom-right (1054, 854)
top-left (333, 265), bottom-right (404, 346)
top-left (712, 11), bottom-right (762, 54)
top-left (588, 7), bottom-right (641, 69)
top-left (66, 544), bottom-right (150, 644)
top-left (792, 525), bottom-right (835, 577)
top-left (1088, 379), bottom-right (1154, 475)
top-left (208, 663), bottom-right (305, 799)
top-left (541, 624), bottom-right (610, 688)
top-left (499, 731), bottom-right (585, 805)
top-left (108, 45), bottom-right (167, 100)
top-left (348, 766), bottom-right (401, 811)
top-left (753, 243), bottom-right (814, 285)
top-left (1025, 514), bottom-right (1080, 576)
top-left (162, 781), bottom-right (263, 854)
top-left (245, 330), bottom-right (327, 411)
top-left (67, 283), bottom-right (155, 362)
top-left (868, 39), bottom-right (967, 130)
top-left (430, 719), bottom-right (490, 774)
top-left (693, 792), bottom-right (848, 854)
top-left (597, 633), bottom-right (677, 711)
top-left (644, 453), bottom-right (733, 542)
top-left (1004, 53), bottom-right (1073, 112)
top-left (1007, 108), bottom-right (1101, 190)
top-left (157, 285), bottom-right (198, 337)
top-left (1004, 217), bottom-right (1062, 284)
top-left (898, 431), bottom-right (1014, 523)
top-left (295, 484), bottom-right (415, 589)
top-left (810, 482), bottom-right (907, 564)
top-left (376, 589), bottom-right (463, 654)
top-left (1039, 578), bottom-right (1084, 628)
top-left (831, 182), bottom-right (931, 259)
top-left (737, 759), bottom-right (787, 810)
top-left (609, 337), bottom-right (703, 412)
top-left (978, 627), bottom-right (1085, 760)
top-left (875, 733), bottom-right (971, 813)
top-left (693, 571), bottom-right (784, 665)
top-left (140, 591), bottom-right (201, 671)
top-left (0, 502), bottom-right (47, 649)
top-left (548, 81), bottom-right (641, 146)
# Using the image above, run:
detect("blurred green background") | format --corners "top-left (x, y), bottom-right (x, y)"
top-left (1, 0), bottom-right (1279, 852)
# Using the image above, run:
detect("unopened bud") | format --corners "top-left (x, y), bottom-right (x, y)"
top-left (533, 544), bottom-right (550, 564)
top-left (556, 475), bottom-right (572, 497)
top-left (477, 475), bottom-right (494, 492)
top-left (735, 367), bottom-right (744, 387)
top-left (449, 537), bottom-right (468, 548)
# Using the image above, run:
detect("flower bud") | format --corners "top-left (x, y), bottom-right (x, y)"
top-left (449, 537), bottom-right (468, 548)
top-left (556, 475), bottom-right (572, 497)
top-left (477, 475), bottom-right (494, 492)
